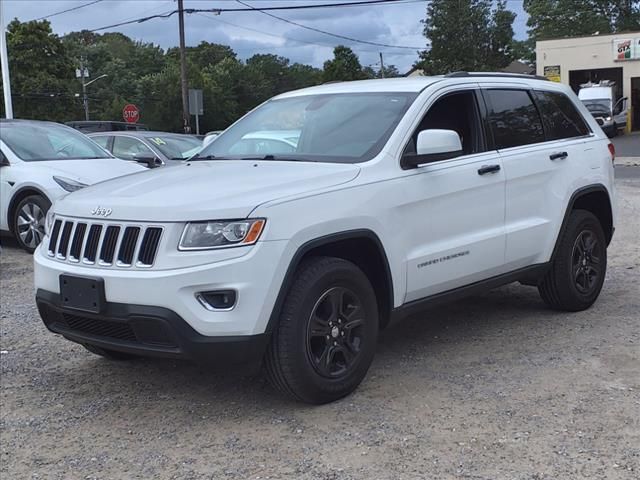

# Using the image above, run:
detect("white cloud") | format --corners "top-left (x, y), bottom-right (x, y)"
top-left (4, 0), bottom-right (528, 73)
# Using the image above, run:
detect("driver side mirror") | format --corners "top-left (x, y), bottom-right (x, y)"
top-left (132, 153), bottom-right (162, 168)
top-left (402, 129), bottom-right (463, 169)
top-left (0, 151), bottom-right (9, 167)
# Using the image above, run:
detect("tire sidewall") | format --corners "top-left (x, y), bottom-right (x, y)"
top-left (559, 212), bottom-right (607, 308)
top-left (13, 195), bottom-right (51, 253)
top-left (279, 260), bottom-right (378, 403)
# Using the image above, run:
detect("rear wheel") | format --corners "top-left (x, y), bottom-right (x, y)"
top-left (83, 344), bottom-right (137, 361)
top-left (13, 195), bottom-right (50, 253)
top-left (538, 210), bottom-right (607, 311)
top-left (265, 257), bottom-right (378, 404)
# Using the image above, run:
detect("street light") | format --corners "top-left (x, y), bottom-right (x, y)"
top-left (81, 73), bottom-right (108, 121)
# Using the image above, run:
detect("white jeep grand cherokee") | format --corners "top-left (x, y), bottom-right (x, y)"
top-left (35, 74), bottom-right (616, 404)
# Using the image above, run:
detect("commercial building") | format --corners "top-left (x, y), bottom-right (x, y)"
top-left (536, 32), bottom-right (640, 131)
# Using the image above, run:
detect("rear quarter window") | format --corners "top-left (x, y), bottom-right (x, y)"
top-left (484, 89), bottom-right (545, 149)
top-left (533, 90), bottom-right (590, 140)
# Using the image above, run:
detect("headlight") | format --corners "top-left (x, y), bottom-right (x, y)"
top-left (53, 176), bottom-right (88, 192)
top-left (179, 219), bottom-right (266, 250)
top-left (605, 116), bottom-right (612, 121)
top-left (45, 210), bottom-right (55, 235)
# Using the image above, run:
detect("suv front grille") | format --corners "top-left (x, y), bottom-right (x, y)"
top-left (47, 218), bottom-right (163, 268)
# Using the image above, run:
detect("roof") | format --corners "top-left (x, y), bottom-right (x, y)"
top-left (276, 77), bottom-right (442, 97)
top-left (276, 73), bottom-right (551, 98)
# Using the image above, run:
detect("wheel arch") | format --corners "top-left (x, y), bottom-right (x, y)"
top-left (266, 229), bottom-right (394, 332)
top-left (7, 186), bottom-right (51, 234)
top-left (552, 184), bottom-right (614, 260)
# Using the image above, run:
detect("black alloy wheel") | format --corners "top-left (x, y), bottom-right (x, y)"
top-left (571, 230), bottom-right (602, 295)
top-left (306, 286), bottom-right (365, 378)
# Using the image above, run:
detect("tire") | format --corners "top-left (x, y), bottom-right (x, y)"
top-left (83, 344), bottom-right (138, 361)
top-left (538, 209), bottom-right (607, 311)
top-left (12, 195), bottom-right (51, 253)
top-left (265, 256), bottom-right (379, 404)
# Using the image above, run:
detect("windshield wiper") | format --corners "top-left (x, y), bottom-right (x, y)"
top-left (189, 154), bottom-right (231, 161)
top-left (241, 155), bottom-right (315, 162)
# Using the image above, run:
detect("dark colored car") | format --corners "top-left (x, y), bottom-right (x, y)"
top-left (66, 121), bottom-right (149, 133)
top-left (88, 131), bottom-right (203, 167)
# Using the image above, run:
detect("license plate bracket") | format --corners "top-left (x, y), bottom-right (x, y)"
top-left (59, 274), bottom-right (105, 314)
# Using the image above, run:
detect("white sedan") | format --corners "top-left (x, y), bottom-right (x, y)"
top-left (0, 119), bottom-right (145, 252)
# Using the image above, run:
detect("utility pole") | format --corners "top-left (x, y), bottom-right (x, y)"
top-left (80, 58), bottom-right (89, 120)
top-left (178, 0), bottom-right (190, 133)
top-left (379, 52), bottom-right (385, 79)
top-left (0, 0), bottom-right (13, 118)
top-left (77, 59), bottom-right (107, 121)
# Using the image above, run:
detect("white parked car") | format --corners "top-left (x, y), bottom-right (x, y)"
top-left (0, 119), bottom-right (145, 252)
top-left (34, 74), bottom-right (616, 404)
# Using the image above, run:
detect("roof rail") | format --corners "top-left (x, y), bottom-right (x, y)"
top-left (445, 71), bottom-right (549, 81)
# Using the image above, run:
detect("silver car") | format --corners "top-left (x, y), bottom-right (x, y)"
top-left (89, 131), bottom-right (202, 167)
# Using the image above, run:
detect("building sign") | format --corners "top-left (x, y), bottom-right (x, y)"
top-left (543, 65), bottom-right (561, 82)
top-left (614, 38), bottom-right (633, 60)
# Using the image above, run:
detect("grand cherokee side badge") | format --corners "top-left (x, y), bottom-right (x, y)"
top-left (91, 206), bottom-right (112, 217)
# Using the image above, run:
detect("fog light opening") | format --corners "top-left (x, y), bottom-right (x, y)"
top-left (196, 290), bottom-right (237, 311)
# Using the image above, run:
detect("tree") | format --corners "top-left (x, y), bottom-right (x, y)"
top-left (363, 64), bottom-right (401, 79)
top-left (524, 0), bottom-right (640, 41)
top-left (1, 20), bottom-right (79, 120)
top-left (416, 0), bottom-right (517, 74)
top-left (322, 46), bottom-right (367, 82)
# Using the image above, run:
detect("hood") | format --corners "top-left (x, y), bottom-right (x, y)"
top-left (40, 159), bottom-right (146, 184)
top-left (54, 160), bottom-right (360, 221)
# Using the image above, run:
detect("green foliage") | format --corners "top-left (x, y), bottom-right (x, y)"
top-left (416, 0), bottom-right (517, 74)
top-left (1, 20), bottom-right (78, 121)
top-left (2, 20), bottom-right (326, 131)
top-left (524, 0), bottom-right (640, 41)
top-left (322, 46), bottom-right (368, 82)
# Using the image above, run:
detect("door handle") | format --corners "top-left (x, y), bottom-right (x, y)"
top-left (550, 151), bottom-right (568, 161)
top-left (477, 164), bottom-right (501, 175)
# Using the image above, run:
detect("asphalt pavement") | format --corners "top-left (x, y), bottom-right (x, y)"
top-left (612, 132), bottom-right (640, 157)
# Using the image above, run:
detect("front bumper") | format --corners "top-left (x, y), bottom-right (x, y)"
top-left (33, 240), bottom-right (290, 337)
top-left (36, 289), bottom-right (269, 372)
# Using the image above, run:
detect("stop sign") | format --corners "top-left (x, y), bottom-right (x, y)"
top-left (122, 104), bottom-right (139, 123)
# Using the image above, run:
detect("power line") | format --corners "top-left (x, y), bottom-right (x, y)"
top-left (33, 0), bottom-right (104, 22)
top-left (234, 0), bottom-right (423, 50)
top-left (196, 12), bottom-right (421, 56)
top-left (86, 0), bottom-right (425, 35)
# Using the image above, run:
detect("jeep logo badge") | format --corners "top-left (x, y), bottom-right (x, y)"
top-left (91, 206), bottom-right (112, 217)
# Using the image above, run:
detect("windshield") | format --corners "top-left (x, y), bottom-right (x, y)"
top-left (582, 99), bottom-right (611, 115)
top-left (197, 92), bottom-right (417, 163)
top-left (0, 122), bottom-right (113, 161)
top-left (145, 135), bottom-right (203, 160)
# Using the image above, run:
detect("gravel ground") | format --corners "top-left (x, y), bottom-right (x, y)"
top-left (1, 174), bottom-right (639, 480)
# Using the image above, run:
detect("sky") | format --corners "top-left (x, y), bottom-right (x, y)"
top-left (3, 0), bottom-right (529, 73)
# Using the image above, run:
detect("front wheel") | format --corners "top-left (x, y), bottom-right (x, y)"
top-left (265, 257), bottom-right (379, 404)
top-left (13, 195), bottom-right (51, 253)
top-left (538, 210), bottom-right (607, 311)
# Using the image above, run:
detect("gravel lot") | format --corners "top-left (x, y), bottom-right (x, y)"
top-left (1, 172), bottom-right (639, 480)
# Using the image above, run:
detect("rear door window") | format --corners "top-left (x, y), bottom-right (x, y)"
top-left (532, 90), bottom-right (590, 140)
top-left (484, 89), bottom-right (545, 149)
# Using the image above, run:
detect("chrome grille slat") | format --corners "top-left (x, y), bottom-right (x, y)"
top-left (82, 224), bottom-right (103, 264)
top-left (117, 227), bottom-right (140, 266)
top-left (47, 218), bottom-right (162, 269)
top-left (137, 227), bottom-right (162, 267)
top-left (57, 221), bottom-right (74, 259)
top-left (47, 220), bottom-right (62, 256)
top-left (68, 223), bottom-right (87, 262)
top-left (99, 225), bottom-right (120, 265)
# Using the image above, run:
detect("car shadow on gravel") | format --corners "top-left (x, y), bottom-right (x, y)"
top-left (38, 282), bottom-right (571, 413)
